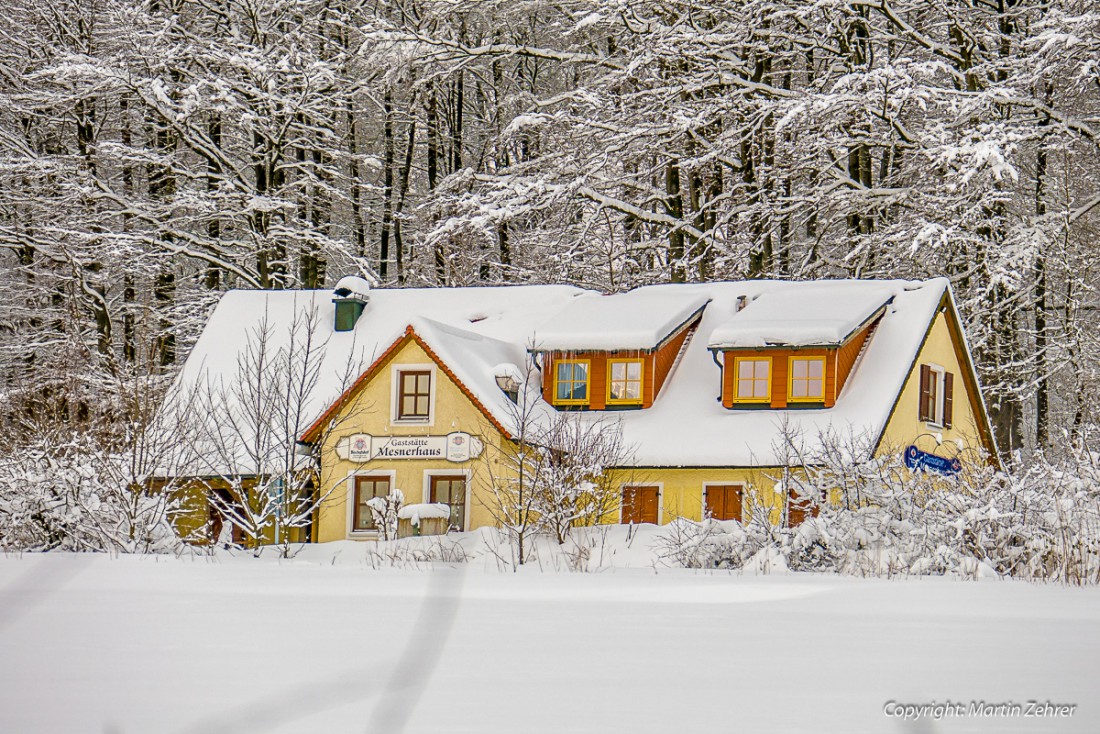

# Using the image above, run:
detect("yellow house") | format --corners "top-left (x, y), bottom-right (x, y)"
top-left (163, 276), bottom-right (996, 543)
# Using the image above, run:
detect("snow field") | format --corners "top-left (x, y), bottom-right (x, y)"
top-left (0, 543), bottom-right (1097, 733)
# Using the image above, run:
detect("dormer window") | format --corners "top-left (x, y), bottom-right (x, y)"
top-left (733, 357), bottom-right (770, 403)
top-left (788, 357), bottom-right (825, 402)
top-left (554, 360), bottom-right (589, 405)
top-left (533, 292), bottom-right (707, 410)
top-left (607, 359), bottom-right (643, 405)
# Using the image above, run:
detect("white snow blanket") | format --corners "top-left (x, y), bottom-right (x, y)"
top-left (0, 547), bottom-right (1094, 733)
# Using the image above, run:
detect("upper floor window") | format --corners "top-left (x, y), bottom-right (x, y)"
top-left (919, 364), bottom-right (953, 427)
top-left (733, 357), bottom-right (770, 403)
top-left (397, 370), bottom-right (432, 420)
top-left (788, 357), bottom-right (825, 402)
top-left (607, 359), bottom-right (643, 405)
top-left (554, 360), bottom-right (589, 404)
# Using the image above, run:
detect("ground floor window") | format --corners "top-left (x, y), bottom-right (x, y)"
top-left (704, 485), bottom-right (743, 522)
top-left (429, 475), bottom-right (467, 531)
top-left (353, 476), bottom-right (391, 531)
top-left (621, 486), bottom-right (660, 524)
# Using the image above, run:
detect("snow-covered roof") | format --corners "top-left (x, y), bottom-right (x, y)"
top-left (532, 290), bottom-right (710, 351)
top-left (162, 278), bottom-right (958, 472)
top-left (161, 285), bottom-right (582, 475)
top-left (593, 279), bottom-right (948, 466)
top-left (708, 282), bottom-right (895, 348)
top-left (405, 316), bottom-right (558, 434)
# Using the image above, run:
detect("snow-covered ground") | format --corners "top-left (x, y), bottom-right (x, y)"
top-left (1, 540), bottom-right (1098, 733)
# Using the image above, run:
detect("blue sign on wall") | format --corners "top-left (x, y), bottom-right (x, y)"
top-left (904, 445), bottom-right (962, 475)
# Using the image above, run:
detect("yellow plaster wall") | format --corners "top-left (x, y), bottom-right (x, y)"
top-left (170, 480), bottom-right (211, 543)
top-left (605, 467), bottom-right (788, 525)
top-left (315, 338), bottom-right (512, 542)
top-left (877, 308), bottom-right (987, 462)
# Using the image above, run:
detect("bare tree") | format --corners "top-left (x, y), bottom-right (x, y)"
top-left (170, 299), bottom-right (366, 556)
top-left (485, 390), bottom-right (631, 564)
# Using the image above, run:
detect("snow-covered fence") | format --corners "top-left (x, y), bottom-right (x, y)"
top-left (396, 503), bottom-right (451, 539)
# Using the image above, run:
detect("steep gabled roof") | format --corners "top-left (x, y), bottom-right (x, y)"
top-left (300, 323), bottom-right (520, 443)
top-left (871, 286), bottom-right (998, 462)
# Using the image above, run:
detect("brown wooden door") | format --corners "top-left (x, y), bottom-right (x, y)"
top-left (788, 489), bottom-right (822, 527)
top-left (705, 485), bottom-right (742, 521)
top-left (429, 475), bottom-right (467, 531)
top-left (621, 486), bottom-right (660, 524)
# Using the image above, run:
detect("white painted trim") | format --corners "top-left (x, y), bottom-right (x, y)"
top-left (702, 482), bottom-right (746, 523)
top-left (345, 469), bottom-right (397, 539)
top-left (422, 468), bottom-right (472, 531)
top-left (390, 363), bottom-right (437, 427)
top-left (619, 482), bottom-right (664, 525)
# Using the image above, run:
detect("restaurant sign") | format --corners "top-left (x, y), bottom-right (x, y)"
top-left (339, 432), bottom-right (483, 463)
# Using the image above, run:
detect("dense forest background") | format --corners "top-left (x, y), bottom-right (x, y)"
top-left (1, 0), bottom-right (1098, 461)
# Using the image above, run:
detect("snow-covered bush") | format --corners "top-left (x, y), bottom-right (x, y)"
top-left (657, 430), bottom-right (1100, 584)
top-left (0, 434), bottom-right (181, 553)
top-left (367, 488), bottom-right (404, 541)
top-left (654, 515), bottom-right (770, 570)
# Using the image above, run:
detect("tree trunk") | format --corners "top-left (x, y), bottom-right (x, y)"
top-left (379, 92), bottom-right (394, 281)
top-left (665, 158), bottom-right (685, 282)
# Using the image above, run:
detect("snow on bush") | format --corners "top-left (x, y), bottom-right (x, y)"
top-left (656, 431), bottom-right (1100, 584)
top-left (0, 434), bottom-right (180, 553)
top-left (366, 488), bottom-right (404, 540)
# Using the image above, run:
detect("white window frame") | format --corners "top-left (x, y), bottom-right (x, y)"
top-left (618, 482), bottom-right (663, 525)
top-left (422, 469), bottom-right (472, 532)
top-left (345, 469), bottom-right (397, 539)
top-left (391, 363), bottom-right (436, 426)
top-left (926, 363), bottom-right (946, 428)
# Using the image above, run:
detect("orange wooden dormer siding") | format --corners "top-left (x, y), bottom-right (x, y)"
top-left (720, 319), bottom-right (876, 410)
top-left (540, 325), bottom-right (694, 410)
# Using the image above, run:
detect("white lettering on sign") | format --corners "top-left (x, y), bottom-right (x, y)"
top-left (342, 432), bottom-right (483, 463)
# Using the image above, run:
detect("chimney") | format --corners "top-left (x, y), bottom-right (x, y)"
top-left (332, 276), bottom-right (371, 332)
